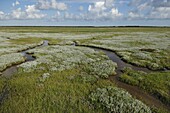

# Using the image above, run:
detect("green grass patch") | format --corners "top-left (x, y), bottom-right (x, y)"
top-left (0, 27), bottom-right (170, 33)
top-left (43, 38), bottom-right (63, 45)
top-left (9, 37), bottom-right (43, 45)
top-left (0, 68), bottom-right (115, 113)
top-left (122, 41), bottom-right (152, 46)
top-left (0, 77), bottom-right (6, 93)
top-left (1, 27), bottom-right (169, 112)
top-left (119, 67), bottom-right (170, 106)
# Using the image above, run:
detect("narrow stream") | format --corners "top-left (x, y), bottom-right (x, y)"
top-left (76, 44), bottom-right (170, 111)
top-left (91, 47), bottom-right (152, 74)
top-left (0, 40), bottom-right (49, 106)
top-left (97, 48), bottom-right (169, 111)
top-left (2, 40), bottom-right (49, 78)
top-left (1, 41), bottom-right (169, 111)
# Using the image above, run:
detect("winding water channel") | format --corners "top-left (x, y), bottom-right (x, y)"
top-left (1, 40), bottom-right (49, 78)
top-left (0, 40), bottom-right (49, 105)
top-left (78, 45), bottom-right (170, 111)
top-left (0, 40), bottom-right (169, 111)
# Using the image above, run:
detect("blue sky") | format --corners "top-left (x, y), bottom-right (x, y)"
top-left (0, 0), bottom-right (170, 26)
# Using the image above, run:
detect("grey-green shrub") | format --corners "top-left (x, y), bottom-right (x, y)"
top-left (89, 86), bottom-right (152, 113)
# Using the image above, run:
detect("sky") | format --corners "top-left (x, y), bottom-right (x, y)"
top-left (0, 0), bottom-right (170, 26)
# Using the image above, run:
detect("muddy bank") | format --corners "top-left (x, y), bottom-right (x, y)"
top-left (76, 44), bottom-right (153, 72)
top-left (76, 44), bottom-right (170, 111)
top-left (0, 40), bottom-right (49, 106)
top-left (78, 44), bottom-right (170, 72)
top-left (0, 85), bottom-right (9, 106)
top-left (1, 40), bottom-right (49, 78)
top-left (1, 41), bottom-right (169, 111)
top-left (110, 76), bottom-right (170, 111)
top-left (16, 40), bottom-right (48, 52)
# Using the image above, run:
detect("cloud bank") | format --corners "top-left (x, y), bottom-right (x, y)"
top-left (0, 0), bottom-right (169, 22)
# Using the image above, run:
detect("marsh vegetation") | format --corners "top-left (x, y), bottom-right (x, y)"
top-left (0, 27), bottom-right (169, 113)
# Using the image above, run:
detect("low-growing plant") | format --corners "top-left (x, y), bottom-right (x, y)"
top-left (0, 53), bottom-right (25, 72)
top-left (89, 86), bottom-right (152, 113)
top-left (119, 67), bottom-right (170, 106)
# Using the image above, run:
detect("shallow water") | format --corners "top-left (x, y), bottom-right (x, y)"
top-left (1, 41), bottom-right (169, 111)
top-left (21, 40), bottom-right (49, 61)
top-left (42, 40), bottom-right (49, 46)
top-left (0, 40), bottom-right (50, 105)
top-left (2, 40), bottom-right (49, 77)
top-left (74, 43), bottom-right (153, 77)
top-left (79, 45), bottom-right (152, 74)
top-left (78, 45), bottom-right (170, 111)
top-left (21, 52), bottom-right (35, 61)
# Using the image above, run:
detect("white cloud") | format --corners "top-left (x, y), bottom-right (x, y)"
top-left (128, 12), bottom-right (139, 18)
top-left (36, 0), bottom-right (67, 10)
top-left (110, 8), bottom-right (122, 17)
top-left (86, 1), bottom-right (122, 21)
top-left (88, 2), bottom-right (106, 13)
top-left (129, 0), bottom-right (170, 20)
top-left (0, 11), bottom-right (4, 15)
top-left (0, 6), bottom-right (46, 20)
top-left (2, 0), bottom-right (170, 22)
top-left (36, 0), bottom-right (50, 9)
top-left (56, 0), bottom-right (104, 3)
top-left (128, 12), bottom-right (143, 20)
top-left (150, 0), bottom-right (170, 8)
top-left (105, 0), bottom-right (114, 8)
top-left (25, 5), bottom-right (46, 19)
top-left (11, 8), bottom-right (25, 19)
top-left (26, 5), bottom-right (38, 13)
top-left (79, 6), bottom-right (84, 11)
top-left (149, 7), bottom-right (170, 19)
top-left (57, 0), bottom-right (127, 4)
top-left (52, 11), bottom-right (64, 21)
top-left (51, 0), bottom-right (67, 10)
top-left (16, 1), bottom-right (20, 5)
top-left (52, 0), bottom-right (122, 21)
top-left (0, 11), bottom-right (5, 20)
top-left (52, 11), bottom-right (82, 21)
top-left (12, 0), bottom-right (20, 7)
top-left (129, 0), bottom-right (143, 6)
top-left (137, 2), bottom-right (150, 11)
top-left (0, 11), bottom-right (10, 20)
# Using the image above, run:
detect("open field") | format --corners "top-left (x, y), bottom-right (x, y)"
top-left (0, 27), bottom-right (170, 113)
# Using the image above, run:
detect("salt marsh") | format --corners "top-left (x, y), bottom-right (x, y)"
top-left (0, 27), bottom-right (169, 113)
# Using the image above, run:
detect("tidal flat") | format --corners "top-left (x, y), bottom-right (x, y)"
top-left (0, 27), bottom-right (169, 113)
